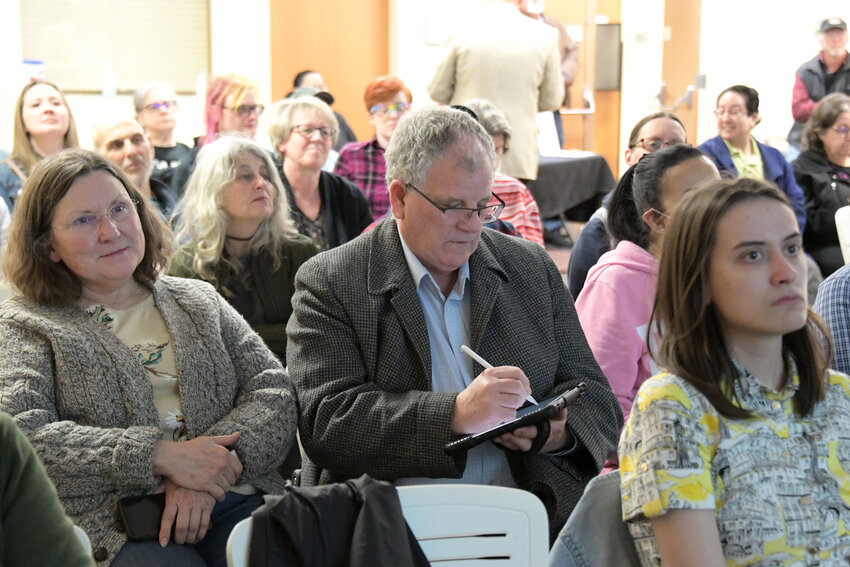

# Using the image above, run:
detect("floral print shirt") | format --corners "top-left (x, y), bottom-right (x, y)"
top-left (86, 294), bottom-right (184, 441)
top-left (619, 363), bottom-right (850, 566)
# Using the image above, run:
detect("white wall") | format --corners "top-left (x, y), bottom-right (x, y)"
top-left (696, 2), bottom-right (848, 148)
top-left (0, 0), bottom-right (272, 152)
top-left (0, 1), bottom-right (24, 153)
top-left (617, 1), bottom-right (850, 167)
top-left (618, 0), bottom-right (666, 172)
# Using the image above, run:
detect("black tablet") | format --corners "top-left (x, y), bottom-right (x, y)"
top-left (444, 382), bottom-right (585, 454)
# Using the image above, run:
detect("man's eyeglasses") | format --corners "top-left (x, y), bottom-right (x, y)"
top-left (833, 124), bottom-right (850, 137)
top-left (713, 106), bottom-right (747, 118)
top-left (632, 138), bottom-right (683, 152)
top-left (53, 199), bottom-right (139, 233)
top-left (292, 124), bottom-right (336, 140)
top-left (370, 102), bottom-right (411, 118)
top-left (405, 184), bottom-right (505, 222)
top-left (228, 104), bottom-right (265, 117)
top-left (142, 100), bottom-right (178, 112)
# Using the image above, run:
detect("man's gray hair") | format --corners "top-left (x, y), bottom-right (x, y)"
top-left (385, 106), bottom-right (496, 189)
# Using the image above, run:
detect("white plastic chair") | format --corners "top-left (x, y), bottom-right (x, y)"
top-left (397, 484), bottom-right (549, 566)
top-left (226, 517), bottom-right (252, 567)
top-left (72, 524), bottom-right (92, 555)
top-left (835, 205), bottom-right (850, 264)
top-left (226, 484), bottom-right (548, 567)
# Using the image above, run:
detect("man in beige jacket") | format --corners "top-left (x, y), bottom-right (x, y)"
top-left (428, 0), bottom-right (564, 182)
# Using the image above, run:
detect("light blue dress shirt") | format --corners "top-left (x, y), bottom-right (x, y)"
top-left (394, 227), bottom-right (516, 488)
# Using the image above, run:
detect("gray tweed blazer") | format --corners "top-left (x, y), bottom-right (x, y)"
top-left (0, 276), bottom-right (295, 565)
top-left (286, 218), bottom-right (622, 537)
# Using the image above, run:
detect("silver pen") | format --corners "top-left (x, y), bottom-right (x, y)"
top-left (460, 345), bottom-right (538, 405)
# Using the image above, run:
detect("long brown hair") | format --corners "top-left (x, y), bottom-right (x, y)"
top-left (3, 149), bottom-right (172, 305)
top-left (9, 81), bottom-right (79, 173)
top-left (650, 178), bottom-right (830, 418)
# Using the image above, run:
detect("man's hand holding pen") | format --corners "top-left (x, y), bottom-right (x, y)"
top-left (451, 365), bottom-right (533, 435)
top-left (451, 344), bottom-right (573, 454)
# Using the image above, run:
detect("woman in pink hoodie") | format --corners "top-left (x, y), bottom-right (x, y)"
top-left (576, 145), bottom-right (719, 436)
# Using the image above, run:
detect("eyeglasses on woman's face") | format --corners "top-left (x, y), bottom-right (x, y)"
top-left (142, 100), bottom-right (178, 112)
top-left (53, 199), bottom-right (140, 233)
top-left (831, 124), bottom-right (850, 137)
top-left (713, 106), bottom-right (748, 118)
top-left (370, 102), bottom-right (411, 118)
top-left (292, 124), bottom-right (336, 140)
top-left (633, 138), bottom-right (683, 152)
top-left (228, 104), bottom-right (265, 117)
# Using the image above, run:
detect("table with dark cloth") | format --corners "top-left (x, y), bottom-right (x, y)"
top-left (526, 151), bottom-right (615, 221)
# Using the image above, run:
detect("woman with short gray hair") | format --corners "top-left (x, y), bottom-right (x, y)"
top-left (268, 97), bottom-right (372, 249)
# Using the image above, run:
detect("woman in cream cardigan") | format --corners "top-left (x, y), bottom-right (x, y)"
top-left (0, 149), bottom-right (296, 566)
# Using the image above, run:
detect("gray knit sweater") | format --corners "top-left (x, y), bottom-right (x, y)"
top-left (0, 276), bottom-right (296, 565)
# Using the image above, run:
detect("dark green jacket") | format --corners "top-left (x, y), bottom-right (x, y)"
top-left (168, 233), bottom-right (318, 363)
top-left (1, 412), bottom-right (95, 566)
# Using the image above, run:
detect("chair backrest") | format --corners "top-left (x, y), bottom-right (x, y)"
top-left (226, 517), bottom-right (252, 567)
top-left (548, 471), bottom-right (640, 567)
top-left (72, 524), bottom-right (92, 555)
top-left (396, 484), bottom-right (549, 566)
top-left (836, 206), bottom-right (850, 264)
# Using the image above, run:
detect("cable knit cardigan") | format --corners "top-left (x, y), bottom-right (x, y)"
top-left (0, 276), bottom-right (296, 565)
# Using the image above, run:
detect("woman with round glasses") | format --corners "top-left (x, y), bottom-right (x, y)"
top-left (0, 149), bottom-right (296, 565)
top-left (698, 85), bottom-right (807, 231)
top-left (134, 81), bottom-right (190, 187)
top-left (792, 93), bottom-right (850, 277)
top-left (575, 146), bottom-right (718, 467)
top-left (171, 74), bottom-right (265, 197)
top-left (269, 97), bottom-right (372, 250)
top-left (567, 112), bottom-right (686, 299)
top-left (0, 80), bottom-right (79, 212)
top-left (333, 76), bottom-right (412, 219)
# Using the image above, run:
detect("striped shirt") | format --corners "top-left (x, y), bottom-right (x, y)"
top-left (491, 173), bottom-right (544, 246)
top-left (333, 137), bottom-right (389, 218)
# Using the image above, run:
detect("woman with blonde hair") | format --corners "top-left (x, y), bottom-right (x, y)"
top-left (619, 178), bottom-right (850, 565)
top-left (269, 97), bottom-right (372, 250)
top-left (0, 80), bottom-right (79, 211)
top-left (169, 135), bottom-right (317, 364)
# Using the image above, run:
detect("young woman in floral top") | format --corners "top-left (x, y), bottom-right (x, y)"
top-left (619, 178), bottom-right (850, 566)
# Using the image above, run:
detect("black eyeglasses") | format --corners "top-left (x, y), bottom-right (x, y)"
top-left (405, 183), bottom-right (505, 222)
top-left (632, 138), bottom-right (684, 152)
top-left (228, 104), bottom-right (265, 117)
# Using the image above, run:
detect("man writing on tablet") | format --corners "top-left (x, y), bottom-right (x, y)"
top-left (286, 106), bottom-right (621, 536)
